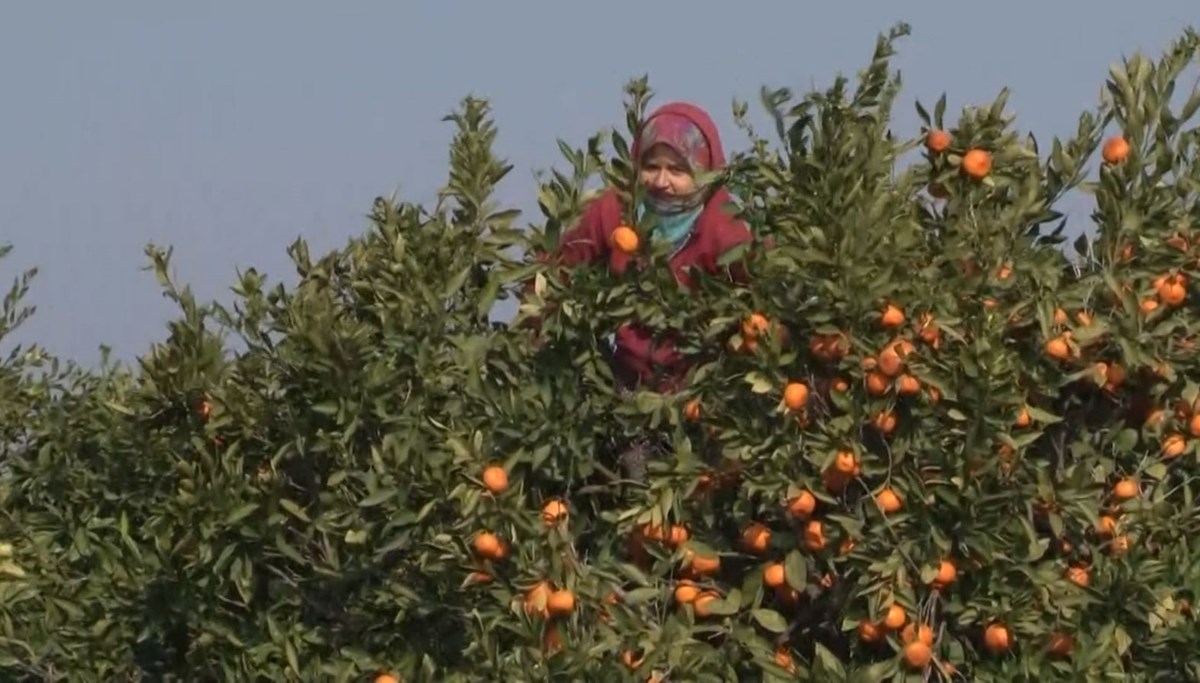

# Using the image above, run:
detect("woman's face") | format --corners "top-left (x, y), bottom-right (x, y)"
top-left (639, 144), bottom-right (696, 197)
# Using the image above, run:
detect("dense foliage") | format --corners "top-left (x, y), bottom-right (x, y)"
top-left (3, 22), bottom-right (1200, 682)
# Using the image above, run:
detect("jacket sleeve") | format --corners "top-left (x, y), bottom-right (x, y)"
top-left (554, 194), bottom-right (613, 266)
top-left (517, 192), bottom-right (616, 331)
top-left (702, 191), bottom-right (766, 285)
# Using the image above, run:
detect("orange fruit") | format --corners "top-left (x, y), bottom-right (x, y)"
top-left (1096, 515), bottom-right (1118, 537)
top-left (684, 551), bottom-right (721, 576)
top-left (1014, 406), bottom-right (1031, 428)
top-left (833, 450), bottom-right (857, 474)
top-left (926, 129), bottom-right (951, 153)
top-left (872, 410), bottom-right (897, 435)
top-left (1140, 298), bottom-right (1160, 315)
top-left (984, 623), bottom-right (1011, 654)
top-left (1045, 336), bottom-right (1070, 360)
top-left (674, 581), bottom-right (700, 604)
top-left (803, 520), bottom-right (826, 551)
top-left (865, 371), bottom-right (890, 396)
top-left (1163, 434), bottom-right (1187, 458)
top-left (1102, 135), bottom-right (1130, 164)
top-left (902, 623), bottom-right (935, 645)
top-left (1113, 478), bottom-right (1139, 501)
top-left (473, 532), bottom-right (506, 560)
top-left (621, 650), bottom-right (644, 670)
top-left (642, 523), bottom-right (688, 548)
top-left (931, 560), bottom-right (957, 587)
top-left (810, 332), bottom-right (849, 360)
top-left (640, 523), bottom-right (666, 542)
top-left (877, 345), bottom-right (904, 376)
top-left (742, 313), bottom-right (770, 340)
top-left (823, 467), bottom-right (850, 493)
top-left (1103, 363), bottom-right (1126, 390)
top-left (783, 382), bottom-right (810, 411)
top-left (883, 603), bottom-right (907, 630)
top-left (692, 591), bottom-right (719, 617)
top-left (524, 581), bottom-right (553, 617)
top-left (763, 563), bottom-right (786, 588)
top-left (1047, 632), bottom-right (1075, 657)
top-left (547, 589), bottom-right (576, 616)
top-left (610, 226), bottom-right (639, 253)
top-left (481, 465), bottom-right (509, 494)
top-left (1066, 565), bottom-right (1089, 588)
top-left (881, 304), bottom-right (906, 329)
top-left (541, 499), bottom-right (568, 527)
top-left (858, 621), bottom-right (884, 643)
top-left (962, 148), bottom-right (993, 179)
top-left (916, 312), bottom-right (940, 344)
top-left (896, 374), bottom-right (921, 396)
top-left (375, 674), bottom-right (401, 683)
top-left (773, 647), bottom-right (796, 673)
top-left (740, 523), bottom-right (772, 555)
top-left (787, 490), bottom-right (817, 517)
top-left (1188, 413), bottom-right (1200, 437)
top-left (1156, 273), bottom-right (1188, 306)
top-left (684, 398), bottom-right (702, 421)
top-left (903, 640), bottom-right (932, 670)
top-left (876, 488), bottom-right (902, 514)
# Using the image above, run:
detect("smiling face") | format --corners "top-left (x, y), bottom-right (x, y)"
top-left (638, 143), bottom-right (697, 198)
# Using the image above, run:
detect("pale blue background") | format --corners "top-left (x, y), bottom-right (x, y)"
top-left (2, 2), bottom-right (1196, 364)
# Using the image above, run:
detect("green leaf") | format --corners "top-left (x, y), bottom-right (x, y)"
top-left (745, 372), bottom-right (774, 394)
top-left (279, 498), bottom-right (311, 523)
top-left (812, 642), bottom-right (846, 680)
top-left (274, 533), bottom-right (306, 566)
top-left (358, 489), bottom-right (398, 508)
top-left (717, 242), bottom-right (750, 267)
top-left (784, 551), bottom-right (807, 590)
top-left (224, 503), bottom-right (260, 526)
top-left (751, 608), bottom-right (789, 633)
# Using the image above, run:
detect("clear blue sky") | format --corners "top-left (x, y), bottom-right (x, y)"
top-left (1, 2), bottom-right (1195, 365)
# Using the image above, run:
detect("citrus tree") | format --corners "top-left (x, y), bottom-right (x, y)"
top-left (2, 21), bottom-right (1200, 682)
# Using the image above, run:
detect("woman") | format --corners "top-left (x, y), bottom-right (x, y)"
top-left (537, 101), bottom-right (756, 394)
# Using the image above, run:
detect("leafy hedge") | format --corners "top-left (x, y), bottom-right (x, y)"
top-left (2, 22), bottom-right (1200, 682)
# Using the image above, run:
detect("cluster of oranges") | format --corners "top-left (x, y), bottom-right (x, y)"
top-left (470, 465), bottom-right (570, 575)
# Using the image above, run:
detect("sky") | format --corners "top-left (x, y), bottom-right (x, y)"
top-left (1, 2), bottom-right (1197, 366)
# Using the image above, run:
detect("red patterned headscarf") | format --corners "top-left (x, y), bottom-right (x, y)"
top-left (637, 112), bottom-right (714, 174)
top-left (633, 103), bottom-right (726, 219)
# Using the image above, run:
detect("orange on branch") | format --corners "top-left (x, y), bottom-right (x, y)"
top-left (962, 148), bottom-right (993, 179)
